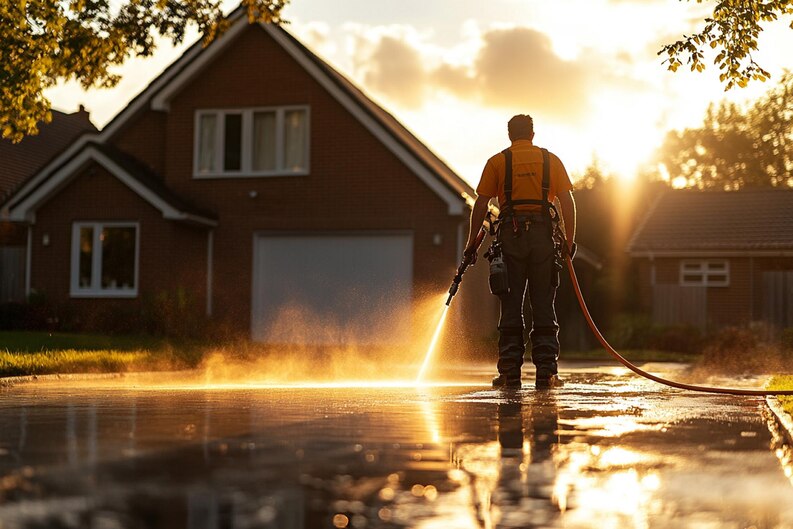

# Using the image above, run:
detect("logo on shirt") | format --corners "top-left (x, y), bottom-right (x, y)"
top-left (515, 171), bottom-right (537, 179)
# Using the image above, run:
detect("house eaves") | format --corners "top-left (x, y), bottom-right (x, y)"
top-left (5, 143), bottom-right (217, 227)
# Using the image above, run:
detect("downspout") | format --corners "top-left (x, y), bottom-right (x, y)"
top-left (25, 225), bottom-right (32, 299)
top-left (749, 256), bottom-right (754, 321)
top-left (206, 229), bottom-right (214, 316)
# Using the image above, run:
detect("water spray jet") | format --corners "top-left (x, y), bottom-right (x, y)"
top-left (415, 222), bottom-right (491, 384)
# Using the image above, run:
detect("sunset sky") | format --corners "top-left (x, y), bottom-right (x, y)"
top-left (46, 0), bottom-right (793, 188)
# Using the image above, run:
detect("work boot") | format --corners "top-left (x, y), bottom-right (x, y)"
top-left (535, 372), bottom-right (563, 390)
top-left (492, 374), bottom-right (522, 388)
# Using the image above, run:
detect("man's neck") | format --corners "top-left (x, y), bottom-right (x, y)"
top-left (511, 139), bottom-right (534, 146)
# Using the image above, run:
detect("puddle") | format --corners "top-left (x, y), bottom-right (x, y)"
top-left (0, 366), bottom-right (792, 528)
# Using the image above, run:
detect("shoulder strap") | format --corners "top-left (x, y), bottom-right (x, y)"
top-left (502, 148), bottom-right (513, 206)
top-left (541, 148), bottom-right (550, 205)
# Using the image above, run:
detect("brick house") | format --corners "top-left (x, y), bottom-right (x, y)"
top-left (1, 9), bottom-right (498, 345)
top-left (626, 189), bottom-right (793, 331)
top-left (1, 108), bottom-right (97, 302)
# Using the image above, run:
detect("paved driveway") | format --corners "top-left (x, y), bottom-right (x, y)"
top-left (1, 364), bottom-right (792, 528)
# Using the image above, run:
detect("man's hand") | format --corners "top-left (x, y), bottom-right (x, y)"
top-left (465, 195), bottom-right (491, 265)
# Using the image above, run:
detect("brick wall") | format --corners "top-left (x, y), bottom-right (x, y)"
top-left (114, 24), bottom-right (470, 333)
top-left (31, 162), bottom-right (208, 328)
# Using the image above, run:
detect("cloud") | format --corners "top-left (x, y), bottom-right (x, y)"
top-left (362, 35), bottom-right (429, 108)
top-left (470, 27), bottom-right (591, 119)
top-left (346, 24), bottom-right (594, 121)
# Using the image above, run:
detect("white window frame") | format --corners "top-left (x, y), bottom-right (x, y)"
top-left (193, 105), bottom-right (310, 178)
top-left (679, 259), bottom-right (730, 287)
top-left (70, 221), bottom-right (140, 298)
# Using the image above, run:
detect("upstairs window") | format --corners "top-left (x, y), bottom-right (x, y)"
top-left (680, 260), bottom-right (729, 287)
top-left (71, 222), bottom-right (139, 297)
top-left (194, 106), bottom-right (309, 177)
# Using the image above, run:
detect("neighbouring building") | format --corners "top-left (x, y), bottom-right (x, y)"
top-left (0, 107), bottom-right (97, 303)
top-left (1, 7), bottom-right (498, 346)
top-left (626, 188), bottom-right (793, 331)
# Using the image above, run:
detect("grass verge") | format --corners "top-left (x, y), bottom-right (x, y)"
top-left (563, 349), bottom-right (701, 363)
top-left (0, 331), bottom-right (199, 378)
top-left (768, 375), bottom-right (793, 416)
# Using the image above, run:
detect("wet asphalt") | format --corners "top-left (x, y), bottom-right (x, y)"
top-left (0, 363), bottom-right (792, 529)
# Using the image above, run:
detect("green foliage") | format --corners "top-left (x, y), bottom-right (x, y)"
top-left (609, 313), bottom-right (704, 353)
top-left (0, 330), bottom-right (162, 352)
top-left (698, 325), bottom-right (793, 373)
top-left (0, 349), bottom-right (151, 377)
top-left (658, 70), bottom-right (793, 189)
top-left (660, 0), bottom-right (793, 89)
top-left (767, 375), bottom-right (793, 415)
top-left (0, 0), bottom-right (288, 142)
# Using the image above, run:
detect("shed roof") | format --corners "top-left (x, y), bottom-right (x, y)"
top-left (627, 189), bottom-right (793, 256)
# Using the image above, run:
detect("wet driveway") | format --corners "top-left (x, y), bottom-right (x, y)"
top-left (1, 364), bottom-right (792, 528)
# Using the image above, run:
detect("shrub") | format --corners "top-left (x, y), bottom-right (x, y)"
top-left (609, 313), bottom-right (656, 349)
top-left (698, 325), bottom-right (787, 373)
top-left (649, 324), bottom-right (704, 354)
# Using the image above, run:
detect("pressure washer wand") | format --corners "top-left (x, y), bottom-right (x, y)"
top-left (445, 225), bottom-right (488, 306)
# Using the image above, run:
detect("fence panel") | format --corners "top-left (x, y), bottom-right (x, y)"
top-left (652, 284), bottom-right (707, 329)
top-left (762, 271), bottom-right (793, 329)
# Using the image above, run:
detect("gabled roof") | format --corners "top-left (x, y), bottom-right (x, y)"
top-left (5, 142), bottom-right (217, 226)
top-left (0, 108), bottom-right (96, 199)
top-left (146, 15), bottom-right (474, 213)
top-left (627, 189), bottom-right (793, 256)
top-left (274, 29), bottom-right (474, 203)
top-left (3, 6), bottom-right (474, 219)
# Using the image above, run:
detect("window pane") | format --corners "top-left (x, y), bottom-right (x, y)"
top-left (708, 262), bottom-right (726, 271)
top-left (223, 114), bottom-right (242, 171)
top-left (101, 227), bottom-right (136, 290)
top-left (283, 110), bottom-right (308, 171)
top-left (252, 111), bottom-right (277, 171)
top-left (682, 263), bottom-right (701, 271)
top-left (79, 227), bottom-right (93, 288)
top-left (198, 114), bottom-right (217, 173)
top-left (683, 274), bottom-right (702, 283)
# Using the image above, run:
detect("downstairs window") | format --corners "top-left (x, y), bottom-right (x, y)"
top-left (71, 222), bottom-right (139, 297)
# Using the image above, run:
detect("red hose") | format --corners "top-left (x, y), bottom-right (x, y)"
top-left (566, 255), bottom-right (793, 396)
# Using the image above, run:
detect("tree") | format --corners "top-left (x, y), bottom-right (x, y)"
top-left (0, 0), bottom-right (288, 142)
top-left (658, 70), bottom-right (793, 189)
top-left (661, 0), bottom-right (793, 89)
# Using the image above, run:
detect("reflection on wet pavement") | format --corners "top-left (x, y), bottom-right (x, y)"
top-left (1, 365), bottom-right (792, 528)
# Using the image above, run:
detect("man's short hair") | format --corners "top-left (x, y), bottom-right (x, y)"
top-left (508, 114), bottom-right (534, 141)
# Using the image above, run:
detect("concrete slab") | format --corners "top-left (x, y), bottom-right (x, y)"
top-left (1, 364), bottom-right (792, 528)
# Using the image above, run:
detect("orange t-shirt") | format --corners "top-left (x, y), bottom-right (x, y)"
top-left (476, 140), bottom-right (573, 212)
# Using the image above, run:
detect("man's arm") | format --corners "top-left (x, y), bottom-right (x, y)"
top-left (558, 190), bottom-right (576, 252)
top-left (464, 194), bottom-right (491, 256)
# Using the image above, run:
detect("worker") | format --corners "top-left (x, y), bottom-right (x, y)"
top-left (464, 114), bottom-right (576, 389)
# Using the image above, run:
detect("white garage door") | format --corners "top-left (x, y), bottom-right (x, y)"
top-left (252, 233), bottom-right (413, 346)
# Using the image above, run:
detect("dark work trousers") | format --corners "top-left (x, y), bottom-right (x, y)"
top-left (497, 216), bottom-right (560, 377)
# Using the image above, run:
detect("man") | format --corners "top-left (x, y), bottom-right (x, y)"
top-left (464, 114), bottom-right (576, 389)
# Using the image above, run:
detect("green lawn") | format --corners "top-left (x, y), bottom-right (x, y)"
top-left (0, 331), bottom-right (163, 353)
top-left (563, 349), bottom-right (701, 363)
top-left (768, 375), bottom-right (793, 416)
top-left (0, 331), bottom-right (184, 378)
top-left (0, 330), bottom-right (702, 379)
